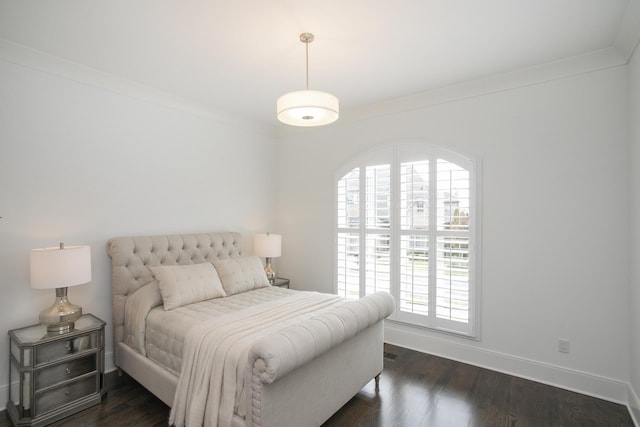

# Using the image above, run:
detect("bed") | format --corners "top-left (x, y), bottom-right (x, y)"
top-left (107, 232), bottom-right (394, 427)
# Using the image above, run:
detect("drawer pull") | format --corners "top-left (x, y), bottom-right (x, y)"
top-left (65, 343), bottom-right (72, 352)
top-left (65, 390), bottom-right (70, 396)
top-left (65, 368), bottom-right (72, 374)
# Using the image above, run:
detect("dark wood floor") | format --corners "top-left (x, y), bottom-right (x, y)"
top-left (0, 344), bottom-right (633, 426)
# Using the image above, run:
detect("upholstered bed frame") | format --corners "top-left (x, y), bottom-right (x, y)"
top-left (108, 232), bottom-right (391, 427)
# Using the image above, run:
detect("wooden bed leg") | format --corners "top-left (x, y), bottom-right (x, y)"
top-left (375, 373), bottom-right (381, 390)
top-left (117, 367), bottom-right (123, 377)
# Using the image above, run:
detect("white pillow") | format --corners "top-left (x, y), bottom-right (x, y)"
top-left (150, 263), bottom-right (226, 310)
top-left (212, 256), bottom-right (270, 296)
top-left (124, 281), bottom-right (163, 354)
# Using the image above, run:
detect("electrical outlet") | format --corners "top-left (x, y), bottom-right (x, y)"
top-left (558, 339), bottom-right (570, 354)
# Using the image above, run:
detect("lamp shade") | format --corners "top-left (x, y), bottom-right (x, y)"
top-left (254, 234), bottom-right (282, 258)
top-left (30, 245), bottom-right (92, 290)
top-left (277, 90), bottom-right (339, 127)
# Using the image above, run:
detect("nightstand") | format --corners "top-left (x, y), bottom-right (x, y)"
top-left (7, 314), bottom-right (106, 427)
top-left (272, 278), bottom-right (290, 288)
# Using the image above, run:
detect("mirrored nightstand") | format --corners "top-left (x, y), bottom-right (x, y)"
top-left (272, 278), bottom-right (290, 288)
top-left (7, 313), bottom-right (106, 426)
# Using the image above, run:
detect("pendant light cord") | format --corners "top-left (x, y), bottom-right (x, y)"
top-left (300, 33), bottom-right (314, 90)
top-left (305, 37), bottom-right (309, 90)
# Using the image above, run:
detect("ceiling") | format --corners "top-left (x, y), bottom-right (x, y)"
top-left (1, 1), bottom-right (639, 131)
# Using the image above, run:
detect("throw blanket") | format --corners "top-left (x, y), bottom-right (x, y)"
top-left (169, 292), bottom-right (343, 427)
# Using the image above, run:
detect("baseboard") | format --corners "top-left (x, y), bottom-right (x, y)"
top-left (106, 349), bottom-right (116, 373)
top-left (0, 382), bottom-right (7, 412)
top-left (629, 384), bottom-right (640, 426)
top-left (384, 322), bottom-right (630, 405)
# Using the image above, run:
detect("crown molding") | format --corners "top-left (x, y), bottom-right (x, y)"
top-left (337, 46), bottom-right (628, 126)
top-left (615, 0), bottom-right (640, 60)
top-left (0, 38), bottom-right (274, 136)
top-left (335, 0), bottom-right (640, 126)
top-left (275, 43), bottom-right (632, 139)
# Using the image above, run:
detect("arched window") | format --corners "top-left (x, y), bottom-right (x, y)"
top-left (335, 143), bottom-right (480, 336)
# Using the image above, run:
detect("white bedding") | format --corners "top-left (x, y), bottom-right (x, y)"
top-left (130, 286), bottom-right (296, 375)
top-left (170, 291), bottom-right (344, 427)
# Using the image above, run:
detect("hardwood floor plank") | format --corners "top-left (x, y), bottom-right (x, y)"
top-left (0, 344), bottom-right (632, 427)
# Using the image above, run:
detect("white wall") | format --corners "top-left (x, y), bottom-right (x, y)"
top-left (629, 42), bottom-right (640, 423)
top-left (0, 54), bottom-right (277, 409)
top-left (276, 66), bottom-right (631, 403)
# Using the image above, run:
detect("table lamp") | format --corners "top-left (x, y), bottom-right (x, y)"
top-left (254, 233), bottom-right (281, 283)
top-left (30, 243), bottom-right (91, 333)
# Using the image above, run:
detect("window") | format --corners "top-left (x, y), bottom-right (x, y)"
top-left (335, 143), bottom-right (479, 336)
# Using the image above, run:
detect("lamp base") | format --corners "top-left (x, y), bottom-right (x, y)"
top-left (39, 287), bottom-right (82, 334)
top-left (264, 257), bottom-right (276, 283)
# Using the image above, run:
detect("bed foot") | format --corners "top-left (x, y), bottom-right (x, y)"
top-left (117, 368), bottom-right (123, 377)
top-left (375, 373), bottom-right (381, 390)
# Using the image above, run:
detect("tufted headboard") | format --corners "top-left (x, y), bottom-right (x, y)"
top-left (107, 232), bottom-right (242, 354)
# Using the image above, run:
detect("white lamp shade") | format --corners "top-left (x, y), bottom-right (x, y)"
top-left (277, 90), bottom-right (339, 127)
top-left (254, 234), bottom-right (282, 258)
top-left (30, 245), bottom-right (92, 289)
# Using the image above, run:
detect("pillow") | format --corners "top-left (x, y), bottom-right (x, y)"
top-left (212, 256), bottom-right (270, 296)
top-left (124, 281), bottom-right (163, 354)
top-left (149, 263), bottom-right (226, 310)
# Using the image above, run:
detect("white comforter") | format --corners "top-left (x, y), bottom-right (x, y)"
top-left (169, 291), bottom-right (344, 427)
top-left (126, 285), bottom-right (295, 375)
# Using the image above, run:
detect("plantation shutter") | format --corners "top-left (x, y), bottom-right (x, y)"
top-left (336, 144), bottom-right (478, 337)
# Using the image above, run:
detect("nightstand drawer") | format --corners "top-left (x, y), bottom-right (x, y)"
top-left (35, 332), bottom-right (97, 365)
top-left (35, 355), bottom-right (96, 390)
top-left (35, 375), bottom-right (97, 416)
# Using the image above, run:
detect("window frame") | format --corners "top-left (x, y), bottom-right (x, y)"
top-left (334, 142), bottom-right (481, 338)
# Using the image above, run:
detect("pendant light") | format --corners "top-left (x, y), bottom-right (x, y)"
top-left (277, 33), bottom-right (339, 127)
